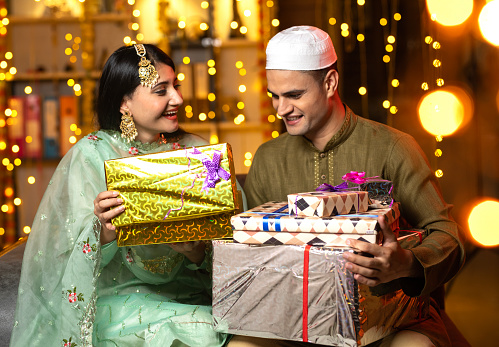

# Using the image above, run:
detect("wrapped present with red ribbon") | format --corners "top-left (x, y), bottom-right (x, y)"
top-left (342, 171), bottom-right (394, 209)
top-left (104, 143), bottom-right (240, 246)
top-left (212, 240), bottom-right (359, 346)
top-left (288, 186), bottom-right (369, 217)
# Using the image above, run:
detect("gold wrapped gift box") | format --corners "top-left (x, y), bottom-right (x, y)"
top-left (105, 143), bottom-right (239, 246)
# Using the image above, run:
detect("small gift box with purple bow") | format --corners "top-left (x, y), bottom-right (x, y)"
top-left (342, 171), bottom-right (394, 209)
top-left (105, 143), bottom-right (239, 246)
top-left (288, 182), bottom-right (369, 217)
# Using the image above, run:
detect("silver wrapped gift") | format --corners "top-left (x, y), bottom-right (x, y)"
top-left (212, 241), bottom-right (359, 346)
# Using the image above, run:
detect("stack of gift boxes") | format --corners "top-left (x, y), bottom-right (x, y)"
top-left (212, 173), bottom-right (428, 346)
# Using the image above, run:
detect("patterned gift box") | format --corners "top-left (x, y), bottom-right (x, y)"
top-left (105, 143), bottom-right (239, 246)
top-left (288, 190), bottom-right (369, 217)
top-left (231, 201), bottom-right (400, 234)
top-left (212, 241), bottom-right (359, 346)
top-left (233, 230), bottom-right (379, 247)
top-left (342, 172), bottom-right (394, 209)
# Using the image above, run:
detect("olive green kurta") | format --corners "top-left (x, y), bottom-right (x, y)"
top-left (244, 105), bottom-right (465, 298)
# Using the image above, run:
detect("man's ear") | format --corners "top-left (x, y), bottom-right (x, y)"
top-left (324, 69), bottom-right (339, 98)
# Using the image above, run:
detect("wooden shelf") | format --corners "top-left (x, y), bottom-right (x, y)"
top-left (8, 13), bottom-right (130, 25)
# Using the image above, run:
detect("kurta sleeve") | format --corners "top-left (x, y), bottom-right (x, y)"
top-left (386, 134), bottom-right (465, 296)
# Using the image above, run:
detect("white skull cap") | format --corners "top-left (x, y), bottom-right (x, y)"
top-left (266, 26), bottom-right (337, 71)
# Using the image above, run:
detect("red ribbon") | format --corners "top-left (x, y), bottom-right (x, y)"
top-left (302, 244), bottom-right (311, 342)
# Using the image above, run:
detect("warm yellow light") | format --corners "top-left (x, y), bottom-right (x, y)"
top-left (236, 102), bottom-right (244, 109)
top-left (394, 13), bottom-right (402, 21)
top-left (389, 106), bottom-right (398, 114)
top-left (271, 131), bottom-right (280, 138)
top-left (208, 67), bottom-right (216, 75)
top-left (436, 78), bottom-right (445, 87)
top-left (329, 18), bottom-right (337, 25)
top-left (0, 61), bottom-right (6, 69)
top-left (435, 149), bottom-right (442, 157)
top-left (5, 108), bottom-right (12, 116)
top-left (341, 23), bottom-right (349, 31)
top-left (72, 43), bottom-right (79, 51)
top-left (4, 52), bottom-right (12, 60)
top-left (23, 226), bottom-right (31, 234)
top-left (240, 26), bottom-right (248, 34)
top-left (271, 19), bottom-right (280, 27)
top-left (200, 23), bottom-right (209, 31)
top-left (128, 0), bottom-right (135, 5)
top-left (133, 9), bottom-right (140, 17)
top-left (69, 56), bottom-right (77, 63)
top-left (244, 152), bottom-right (252, 160)
top-left (74, 37), bottom-right (81, 44)
top-left (7, 163), bottom-right (14, 171)
top-left (2, 158), bottom-right (9, 166)
top-left (177, 73), bottom-right (185, 81)
top-left (65, 48), bottom-right (72, 56)
top-left (435, 169), bottom-right (443, 178)
top-left (391, 79), bottom-right (400, 87)
top-left (418, 89), bottom-right (465, 136)
top-left (0, 8), bottom-right (7, 16)
top-left (75, 128), bottom-right (81, 135)
top-left (70, 123), bottom-right (78, 131)
top-left (383, 55), bottom-right (390, 63)
top-left (426, 0), bottom-right (473, 26)
top-left (435, 135), bottom-right (443, 142)
top-left (267, 0), bottom-right (274, 7)
top-left (186, 112), bottom-right (193, 118)
top-left (425, 36), bottom-right (433, 44)
top-left (28, 176), bottom-right (36, 184)
top-left (433, 41), bottom-right (441, 49)
top-left (357, 34), bottom-right (365, 42)
top-left (387, 35), bottom-right (396, 44)
top-left (199, 113), bottom-right (207, 121)
top-left (222, 104), bottom-right (230, 112)
top-left (24, 86), bottom-right (32, 94)
top-left (433, 59), bottom-right (441, 67)
top-left (239, 68), bottom-right (247, 76)
top-left (73, 84), bottom-right (81, 92)
top-left (479, 0), bottom-right (499, 46)
top-left (4, 187), bottom-right (13, 197)
top-left (136, 33), bottom-right (144, 41)
top-left (238, 85), bottom-right (247, 93)
top-left (422, 82), bottom-right (429, 90)
top-left (123, 36), bottom-right (132, 44)
top-left (385, 44), bottom-right (393, 52)
top-left (0, 228), bottom-right (4, 236)
top-left (65, 33), bottom-right (72, 41)
top-left (208, 111), bottom-right (215, 119)
top-left (208, 93), bottom-right (216, 102)
top-left (341, 30), bottom-right (349, 37)
top-left (209, 134), bottom-right (218, 144)
top-left (235, 61), bottom-right (244, 69)
top-left (183, 56), bottom-right (191, 64)
top-left (13, 158), bottom-right (21, 166)
top-left (75, 90), bottom-right (82, 97)
top-left (131, 23), bottom-right (139, 31)
top-left (178, 21), bottom-right (186, 29)
top-left (357, 0), bottom-right (365, 5)
top-left (358, 87), bottom-right (367, 95)
top-left (0, 73), bottom-right (5, 81)
top-left (207, 59), bottom-right (215, 67)
top-left (185, 105), bottom-right (192, 113)
top-left (380, 18), bottom-right (388, 26)
top-left (244, 10), bottom-right (251, 17)
top-left (8, 67), bottom-right (16, 75)
top-left (69, 136), bottom-right (77, 144)
top-left (244, 159), bottom-right (252, 167)
top-left (14, 198), bottom-right (21, 206)
top-left (0, 142), bottom-right (6, 150)
top-left (383, 100), bottom-right (390, 109)
top-left (268, 114), bottom-right (276, 123)
top-left (468, 200), bottom-right (499, 246)
top-left (1, 205), bottom-right (8, 213)
top-left (230, 21), bottom-right (239, 29)
top-left (201, 1), bottom-right (209, 9)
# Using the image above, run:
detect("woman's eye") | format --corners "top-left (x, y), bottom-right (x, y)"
top-left (155, 89), bottom-right (167, 95)
top-left (174, 84), bottom-right (181, 90)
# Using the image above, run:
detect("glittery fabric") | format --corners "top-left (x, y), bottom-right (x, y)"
top-left (10, 130), bottom-right (236, 347)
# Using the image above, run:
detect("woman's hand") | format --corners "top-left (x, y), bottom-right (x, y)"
top-left (94, 191), bottom-right (125, 245)
top-left (168, 241), bottom-right (206, 266)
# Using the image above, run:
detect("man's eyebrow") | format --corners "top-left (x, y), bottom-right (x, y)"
top-left (266, 88), bottom-right (305, 96)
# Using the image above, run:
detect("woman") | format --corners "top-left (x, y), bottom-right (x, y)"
top-left (10, 44), bottom-right (236, 347)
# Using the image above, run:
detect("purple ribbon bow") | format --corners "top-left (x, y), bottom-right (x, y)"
top-left (315, 182), bottom-right (349, 192)
top-left (187, 148), bottom-right (231, 192)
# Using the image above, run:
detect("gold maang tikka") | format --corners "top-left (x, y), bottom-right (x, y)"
top-left (120, 110), bottom-right (138, 142)
top-left (134, 44), bottom-right (159, 88)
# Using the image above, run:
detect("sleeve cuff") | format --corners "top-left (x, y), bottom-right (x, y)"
top-left (100, 239), bottom-right (118, 268)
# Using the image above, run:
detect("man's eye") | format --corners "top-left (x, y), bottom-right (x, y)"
top-left (289, 94), bottom-right (301, 99)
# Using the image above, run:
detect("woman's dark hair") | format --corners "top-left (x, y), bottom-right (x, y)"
top-left (95, 44), bottom-right (186, 140)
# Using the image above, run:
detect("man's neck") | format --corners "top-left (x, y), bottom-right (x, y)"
top-left (310, 99), bottom-right (346, 151)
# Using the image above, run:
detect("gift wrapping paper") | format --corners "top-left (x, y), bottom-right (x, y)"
top-left (212, 241), bottom-right (359, 346)
top-left (288, 191), bottom-right (369, 217)
top-left (105, 143), bottom-right (239, 246)
top-left (342, 172), bottom-right (393, 209)
top-left (231, 201), bottom-right (400, 234)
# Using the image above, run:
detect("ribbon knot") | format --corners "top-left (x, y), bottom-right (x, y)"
top-left (315, 182), bottom-right (349, 192)
top-left (187, 148), bottom-right (231, 192)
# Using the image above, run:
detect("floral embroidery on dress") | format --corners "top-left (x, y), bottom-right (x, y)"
top-left (66, 287), bottom-right (84, 304)
top-left (87, 134), bottom-right (100, 141)
top-left (172, 142), bottom-right (181, 149)
top-left (126, 248), bottom-right (134, 263)
top-left (129, 146), bottom-right (139, 155)
top-left (62, 336), bottom-right (77, 347)
top-left (78, 238), bottom-right (97, 256)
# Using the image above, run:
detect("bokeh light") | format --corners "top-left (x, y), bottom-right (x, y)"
top-left (426, 0), bottom-right (473, 26)
top-left (478, 0), bottom-right (499, 46)
top-left (468, 200), bottom-right (499, 247)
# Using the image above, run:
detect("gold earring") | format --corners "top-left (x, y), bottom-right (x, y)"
top-left (120, 110), bottom-right (138, 142)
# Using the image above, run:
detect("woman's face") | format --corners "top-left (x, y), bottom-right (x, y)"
top-left (121, 63), bottom-right (182, 143)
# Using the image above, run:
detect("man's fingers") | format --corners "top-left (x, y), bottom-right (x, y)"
top-left (379, 215), bottom-right (397, 244)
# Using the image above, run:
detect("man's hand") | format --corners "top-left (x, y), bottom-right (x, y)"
top-left (342, 215), bottom-right (423, 286)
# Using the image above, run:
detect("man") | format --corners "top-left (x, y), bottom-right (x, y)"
top-left (239, 26), bottom-right (465, 346)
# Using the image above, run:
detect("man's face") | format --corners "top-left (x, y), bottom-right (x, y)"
top-left (266, 69), bottom-right (334, 144)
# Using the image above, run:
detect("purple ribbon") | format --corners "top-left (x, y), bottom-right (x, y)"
top-left (187, 148), bottom-right (231, 192)
top-left (315, 182), bottom-right (349, 192)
